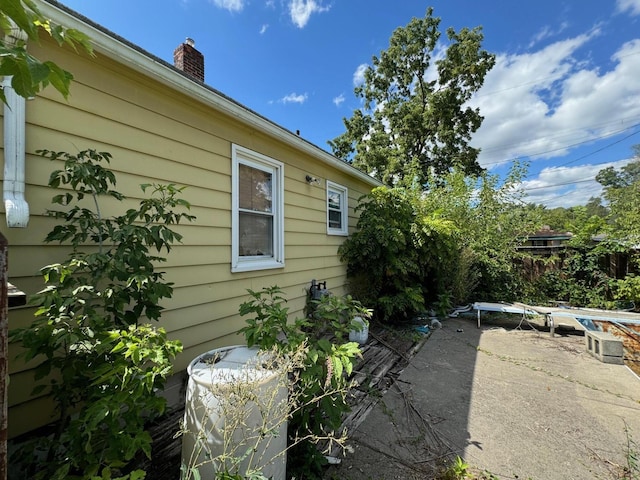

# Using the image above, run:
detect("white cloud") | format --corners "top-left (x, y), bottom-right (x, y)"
top-left (333, 94), bottom-right (345, 107)
top-left (353, 63), bottom-right (368, 86)
top-left (521, 159), bottom-right (634, 208)
top-left (280, 92), bottom-right (308, 104)
top-left (469, 30), bottom-right (640, 172)
top-left (617, 0), bottom-right (640, 15)
top-left (528, 22), bottom-right (569, 48)
top-left (289, 0), bottom-right (330, 28)
top-left (210, 0), bottom-right (244, 12)
top-left (259, 24), bottom-right (269, 34)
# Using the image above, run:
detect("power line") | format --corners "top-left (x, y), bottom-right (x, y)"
top-left (521, 176), bottom-right (597, 192)
top-left (480, 121), bottom-right (640, 167)
top-left (518, 155), bottom-right (634, 192)
top-left (553, 127), bottom-right (640, 168)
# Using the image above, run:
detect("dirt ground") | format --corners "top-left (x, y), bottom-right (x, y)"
top-left (324, 315), bottom-right (640, 480)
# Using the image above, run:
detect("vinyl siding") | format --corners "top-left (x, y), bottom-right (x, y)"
top-left (2, 33), bottom-right (376, 437)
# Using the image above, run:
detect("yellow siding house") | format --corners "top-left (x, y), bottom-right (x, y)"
top-left (1, 0), bottom-right (380, 438)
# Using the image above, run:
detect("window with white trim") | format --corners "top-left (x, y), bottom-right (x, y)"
top-left (326, 181), bottom-right (348, 236)
top-left (232, 145), bottom-right (285, 272)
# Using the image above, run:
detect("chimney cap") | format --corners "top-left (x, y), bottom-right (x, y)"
top-left (185, 37), bottom-right (195, 47)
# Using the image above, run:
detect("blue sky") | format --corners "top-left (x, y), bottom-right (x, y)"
top-left (57, 0), bottom-right (640, 208)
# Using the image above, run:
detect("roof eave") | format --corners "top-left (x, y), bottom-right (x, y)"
top-left (37, 0), bottom-right (382, 188)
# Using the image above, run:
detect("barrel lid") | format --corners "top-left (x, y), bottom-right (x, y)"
top-left (188, 346), bottom-right (277, 385)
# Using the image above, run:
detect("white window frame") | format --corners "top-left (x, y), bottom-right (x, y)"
top-left (232, 144), bottom-right (285, 272)
top-left (326, 181), bottom-right (348, 236)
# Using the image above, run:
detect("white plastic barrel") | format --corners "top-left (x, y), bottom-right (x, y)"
top-left (181, 346), bottom-right (287, 480)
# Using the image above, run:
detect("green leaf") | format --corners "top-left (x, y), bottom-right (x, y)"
top-left (331, 356), bottom-right (343, 378)
top-left (2, 0), bottom-right (39, 37)
top-left (129, 470), bottom-right (147, 480)
top-left (44, 60), bottom-right (73, 99)
top-left (317, 338), bottom-right (332, 353)
top-left (9, 148), bottom-right (196, 478)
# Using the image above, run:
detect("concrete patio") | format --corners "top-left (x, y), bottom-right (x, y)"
top-left (325, 315), bottom-right (640, 479)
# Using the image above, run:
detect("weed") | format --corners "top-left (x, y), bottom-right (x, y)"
top-left (440, 456), bottom-right (469, 479)
top-left (622, 421), bottom-right (640, 480)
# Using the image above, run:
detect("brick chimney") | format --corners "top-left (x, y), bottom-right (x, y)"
top-left (173, 38), bottom-right (204, 82)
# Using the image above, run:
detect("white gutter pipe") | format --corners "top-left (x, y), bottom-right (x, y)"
top-left (3, 25), bottom-right (29, 228)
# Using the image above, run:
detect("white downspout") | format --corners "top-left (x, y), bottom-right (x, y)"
top-left (3, 25), bottom-right (29, 228)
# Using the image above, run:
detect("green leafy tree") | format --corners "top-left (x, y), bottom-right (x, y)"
top-left (597, 146), bottom-right (640, 244)
top-left (11, 149), bottom-right (195, 479)
top-left (339, 162), bottom-right (539, 319)
top-left (595, 147), bottom-right (640, 308)
top-left (536, 200), bottom-right (608, 233)
top-left (329, 7), bottom-right (495, 186)
top-left (527, 203), bottom-right (622, 309)
top-left (0, 0), bottom-right (92, 103)
top-left (585, 196), bottom-right (608, 219)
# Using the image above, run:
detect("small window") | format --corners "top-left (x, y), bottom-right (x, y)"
top-left (232, 145), bottom-right (285, 272)
top-left (327, 181), bottom-right (348, 236)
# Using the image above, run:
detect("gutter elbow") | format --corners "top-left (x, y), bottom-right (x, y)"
top-left (4, 188), bottom-right (29, 229)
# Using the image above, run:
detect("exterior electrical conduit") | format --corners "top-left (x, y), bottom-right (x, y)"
top-left (3, 25), bottom-right (29, 228)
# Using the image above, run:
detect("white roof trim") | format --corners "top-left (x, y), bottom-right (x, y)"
top-left (37, 0), bottom-right (381, 188)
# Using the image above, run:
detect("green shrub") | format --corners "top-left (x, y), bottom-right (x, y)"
top-left (239, 287), bottom-right (363, 479)
top-left (10, 149), bottom-right (195, 479)
top-left (338, 187), bottom-right (458, 323)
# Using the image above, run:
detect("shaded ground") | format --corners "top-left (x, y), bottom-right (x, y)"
top-left (324, 315), bottom-right (640, 480)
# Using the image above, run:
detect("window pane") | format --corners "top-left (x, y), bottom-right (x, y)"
top-left (239, 164), bottom-right (272, 213)
top-left (239, 212), bottom-right (273, 256)
top-left (328, 190), bottom-right (341, 209)
top-left (329, 210), bottom-right (342, 229)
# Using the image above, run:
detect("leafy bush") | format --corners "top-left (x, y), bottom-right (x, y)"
top-left (10, 149), bottom-right (195, 479)
top-left (306, 292), bottom-right (372, 340)
top-left (338, 186), bottom-right (458, 323)
top-left (615, 274), bottom-right (640, 310)
top-left (239, 286), bottom-right (363, 479)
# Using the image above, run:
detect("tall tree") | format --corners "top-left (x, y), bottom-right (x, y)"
top-left (0, 0), bottom-right (92, 104)
top-left (537, 199), bottom-right (608, 233)
top-left (329, 7), bottom-right (495, 186)
top-left (596, 145), bottom-right (640, 243)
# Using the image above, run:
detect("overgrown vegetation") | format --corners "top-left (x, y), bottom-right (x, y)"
top-left (10, 149), bottom-right (195, 479)
top-left (338, 187), bottom-right (458, 323)
top-left (523, 149), bottom-right (640, 309)
top-left (339, 163), bottom-right (539, 324)
top-left (238, 287), bottom-right (365, 479)
top-left (339, 147), bottom-right (640, 320)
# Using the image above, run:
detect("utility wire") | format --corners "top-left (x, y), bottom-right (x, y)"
top-left (480, 122), bottom-right (640, 168)
top-left (522, 176), bottom-right (597, 192)
top-left (553, 128), bottom-right (640, 168)
top-left (518, 154), bottom-right (633, 192)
